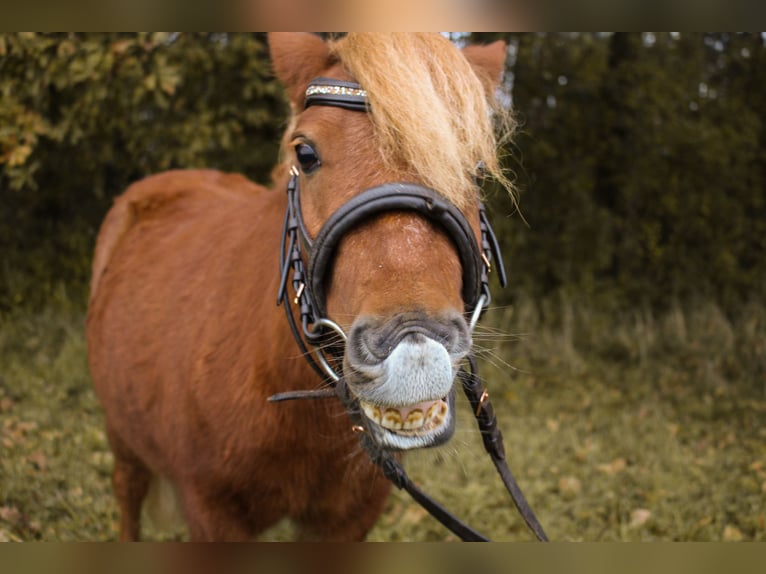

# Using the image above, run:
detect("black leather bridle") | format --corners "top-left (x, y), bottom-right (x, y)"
top-left (271, 77), bottom-right (548, 542)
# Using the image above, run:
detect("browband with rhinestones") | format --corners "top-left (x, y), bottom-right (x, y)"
top-left (305, 77), bottom-right (369, 112)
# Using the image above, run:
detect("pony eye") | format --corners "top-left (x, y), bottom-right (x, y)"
top-left (295, 142), bottom-right (321, 174)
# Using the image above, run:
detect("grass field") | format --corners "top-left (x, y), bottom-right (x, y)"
top-left (1, 299), bottom-right (764, 541)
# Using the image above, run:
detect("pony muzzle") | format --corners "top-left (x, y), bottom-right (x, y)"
top-left (344, 312), bottom-right (470, 450)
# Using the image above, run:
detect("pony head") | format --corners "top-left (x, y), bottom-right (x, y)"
top-left (270, 33), bottom-right (511, 450)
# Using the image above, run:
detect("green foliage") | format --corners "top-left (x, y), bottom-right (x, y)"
top-left (480, 33), bottom-right (766, 313)
top-left (2, 33), bottom-right (765, 317)
top-left (0, 33), bottom-right (287, 312)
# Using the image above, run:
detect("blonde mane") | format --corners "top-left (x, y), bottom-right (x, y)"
top-left (330, 33), bottom-right (514, 210)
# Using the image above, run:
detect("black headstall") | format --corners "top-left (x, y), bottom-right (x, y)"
top-left (272, 77), bottom-right (547, 542)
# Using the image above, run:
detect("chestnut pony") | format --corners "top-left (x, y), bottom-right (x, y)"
top-left (87, 33), bottom-right (511, 541)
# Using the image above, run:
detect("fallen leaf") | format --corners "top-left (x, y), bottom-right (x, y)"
top-left (575, 440), bottom-right (596, 462)
top-left (27, 452), bottom-right (48, 471)
top-left (629, 508), bottom-right (651, 529)
top-left (0, 528), bottom-right (22, 542)
top-left (597, 458), bottom-right (627, 475)
top-left (558, 476), bottom-right (581, 500)
top-left (111, 40), bottom-right (133, 55)
top-left (723, 524), bottom-right (744, 541)
top-left (17, 421), bottom-right (38, 434)
top-left (401, 504), bottom-right (428, 525)
top-left (0, 506), bottom-right (21, 522)
top-left (546, 418), bottom-right (560, 433)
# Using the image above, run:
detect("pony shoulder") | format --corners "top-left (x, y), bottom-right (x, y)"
top-left (88, 169), bottom-right (265, 303)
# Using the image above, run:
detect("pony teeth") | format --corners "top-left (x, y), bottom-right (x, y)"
top-left (360, 400), bottom-right (448, 433)
top-left (361, 402), bottom-right (382, 424)
top-left (382, 409), bottom-right (403, 431)
top-left (402, 409), bottom-right (424, 430)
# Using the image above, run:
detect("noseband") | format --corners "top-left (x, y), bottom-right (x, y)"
top-left (273, 77), bottom-right (547, 542)
top-left (277, 168), bottom-right (506, 370)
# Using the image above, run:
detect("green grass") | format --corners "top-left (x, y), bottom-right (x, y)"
top-left (1, 299), bottom-right (764, 541)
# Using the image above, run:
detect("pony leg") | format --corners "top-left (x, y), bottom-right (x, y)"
top-left (179, 485), bottom-right (282, 541)
top-left (111, 454), bottom-right (152, 541)
top-left (105, 426), bottom-right (152, 541)
top-left (295, 478), bottom-right (392, 541)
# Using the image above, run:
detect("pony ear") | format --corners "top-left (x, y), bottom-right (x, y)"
top-left (462, 40), bottom-right (507, 94)
top-left (269, 33), bottom-right (331, 108)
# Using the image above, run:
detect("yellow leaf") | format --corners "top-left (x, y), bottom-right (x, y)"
top-left (7, 144), bottom-right (32, 167)
top-left (629, 508), bottom-right (651, 529)
top-left (0, 506), bottom-right (21, 522)
top-left (27, 452), bottom-right (48, 471)
top-left (722, 524), bottom-right (744, 541)
top-left (111, 40), bottom-right (133, 55)
top-left (402, 504), bottom-right (428, 525)
top-left (150, 32), bottom-right (171, 47)
top-left (57, 40), bottom-right (75, 58)
top-left (597, 457), bottom-right (627, 475)
top-left (558, 476), bottom-right (581, 500)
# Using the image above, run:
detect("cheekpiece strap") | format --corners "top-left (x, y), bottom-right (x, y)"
top-left (305, 77), bottom-right (369, 112)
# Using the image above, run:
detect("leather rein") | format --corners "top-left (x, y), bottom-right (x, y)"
top-left (271, 76), bottom-right (548, 542)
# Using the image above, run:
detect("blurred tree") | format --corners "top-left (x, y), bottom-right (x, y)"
top-left (471, 32), bottom-right (765, 313)
top-left (488, 33), bottom-right (611, 302)
top-left (0, 33), bottom-right (287, 311)
top-left (1, 33), bottom-right (764, 315)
